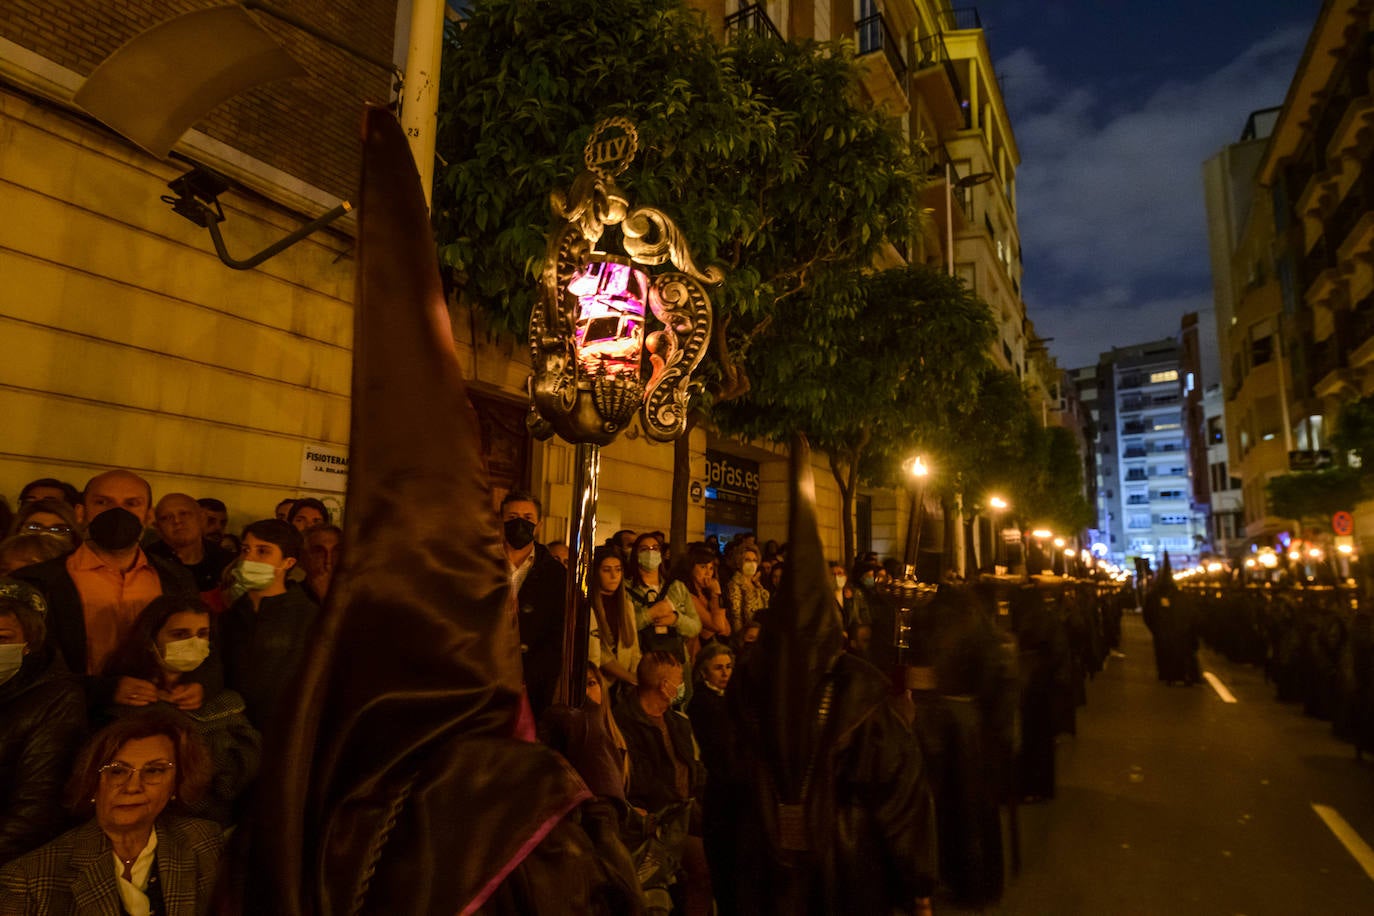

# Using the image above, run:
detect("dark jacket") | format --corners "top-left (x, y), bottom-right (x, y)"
top-left (145, 540), bottom-right (235, 595)
top-left (0, 815), bottom-right (222, 916)
top-left (687, 684), bottom-right (735, 786)
top-left (219, 584), bottom-right (319, 732)
top-left (0, 647), bottom-right (86, 865)
top-left (615, 693), bottom-right (704, 813)
top-left (11, 554), bottom-right (197, 696)
top-left (515, 543), bottom-right (567, 718)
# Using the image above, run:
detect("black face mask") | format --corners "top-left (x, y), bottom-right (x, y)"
top-left (503, 517), bottom-right (536, 550)
top-left (87, 507), bottom-right (145, 552)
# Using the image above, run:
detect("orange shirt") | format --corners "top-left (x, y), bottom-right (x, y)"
top-left (66, 542), bottom-right (164, 674)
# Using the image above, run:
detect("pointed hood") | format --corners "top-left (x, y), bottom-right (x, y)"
top-left (750, 434), bottom-right (846, 801)
top-left (255, 106), bottom-right (585, 915)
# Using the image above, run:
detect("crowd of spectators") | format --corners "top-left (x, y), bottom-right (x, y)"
top-left (0, 472), bottom-right (335, 913)
top-left (4, 468), bottom-right (1106, 914)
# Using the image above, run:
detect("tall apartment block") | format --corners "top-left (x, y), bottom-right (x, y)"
top-left (1094, 339), bottom-right (1202, 568)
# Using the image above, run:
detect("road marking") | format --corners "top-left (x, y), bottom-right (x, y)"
top-left (1202, 671), bottom-right (1237, 703)
top-left (1312, 804), bottom-right (1374, 881)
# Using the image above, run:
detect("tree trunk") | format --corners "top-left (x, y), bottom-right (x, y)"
top-left (827, 438), bottom-right (867, 567)
top-left (668, 413), bottom-right (700, 553)
top-left (941, 493), bottom-right (958, 576)
top-left (829, 450), bottom-right (855, 566)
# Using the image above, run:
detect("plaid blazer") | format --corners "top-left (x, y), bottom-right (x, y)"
top-left (0, 816), bottom-right (222, 916)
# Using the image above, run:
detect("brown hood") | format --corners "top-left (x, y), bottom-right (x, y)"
top-left (255, 106), bottom-right (583, 915)
top-left (750, 434), bottom-right (846, 801)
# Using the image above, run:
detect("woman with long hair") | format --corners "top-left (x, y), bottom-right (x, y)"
top-left (590, 548), bottom-right (640, 695)
top-left (625, 532), bottom-right (700, 702)
top-left (676, 543), bottom-right (730, 647)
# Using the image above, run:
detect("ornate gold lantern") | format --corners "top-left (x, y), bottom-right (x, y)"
top-left (526, 119), bottom-right (720, 707)
top-left (528, 118), bottom-right (719, 445)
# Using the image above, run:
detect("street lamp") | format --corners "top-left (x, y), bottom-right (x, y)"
top-left (902, 455), bottom-right (931, 578)
top-left (987, 495), bottom-right (1008, 574)
top-left (528, 117), bottom-right (720, 706)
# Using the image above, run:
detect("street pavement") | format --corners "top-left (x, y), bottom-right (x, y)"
top-left (984, 614), bottom-right (1374, 914)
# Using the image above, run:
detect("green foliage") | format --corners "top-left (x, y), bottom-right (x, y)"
top-left (433, 0), bottom-right (922, 400)
top-left (1266, 467), bottom-right (1364, 522)
top-left (1029, 426), bottom-right (1096, 532)
top-left (1332, 394), bottom-right (1374, 470)
top-left (713, 263), bottom-right (996, 472)
top-left (434, 0), bottom-right (775, 337)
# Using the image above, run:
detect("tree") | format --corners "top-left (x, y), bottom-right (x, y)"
top-left (1266, 468), bottom-right (1363, 526)
top-left (434, 2), bottom-right (924, 545)
top-left (1027, 425), bottom-right (1095, 534)
top-left (435, 6), bottom-right (920, 396)
top-left (714, 264), bottom-right (996, 562)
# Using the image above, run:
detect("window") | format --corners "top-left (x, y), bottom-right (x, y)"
top-left (1157, 514), bottom-right (1189, 526)
top-left (1149, 369), bottom-right (1179, 384)
top-left (1128, 515), bottom-right (1151, 530)
top-left (1210, 461), bottom-right (1229, 493)
top-left (1207, 416), bottom-right (1224, 444)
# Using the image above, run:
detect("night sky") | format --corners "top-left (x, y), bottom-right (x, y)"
top-left (979, 0), bottom-right (1320, 383)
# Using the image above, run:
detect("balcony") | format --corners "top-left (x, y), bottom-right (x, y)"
top-left (1346, 294), bottom-right (1374, 367)
top-left (947, 7), bottom-right (983, 30)
top-left (1328, 94), bottom-right (1374, 163)
top-left (1311, 334), bottom-right (1361, 398)
top-left (1124, 447), bottom-right (1147, 459)
top-left (855, 12), bottom-right (909, 115)
top-left (911, 32), bottom-right (965, 132)
top-left (725, 3), bottom-right (783, 40)
top-left (1303, 235), bottom-right (1345, 307)
top-left (1295, 161), bottom-right (1340, 219)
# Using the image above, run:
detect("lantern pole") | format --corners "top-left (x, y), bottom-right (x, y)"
top-left (527, 117), bottom-right (720, 712)
top-left (556, 442), bottom-right (600, 707)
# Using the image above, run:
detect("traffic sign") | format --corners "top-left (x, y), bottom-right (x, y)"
top-left (1333, 510), bottom-right (1354, 536)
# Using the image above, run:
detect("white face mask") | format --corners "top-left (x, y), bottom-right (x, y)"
top-left (160, 636), bottom-right (210, 673)
top-left (638, 549), bottom-right (663, 571)
top-left (0, 643), bottom-right (26, 686)
top-left (741, 561), bottom-right (758, 577)
top-left (233, 559), bottom-right (279, 591)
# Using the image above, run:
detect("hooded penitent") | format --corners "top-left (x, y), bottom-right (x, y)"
top-left (749, 435), bottom-right (847, 804)
top-left (251, 107), bottom-right (592, 915)
top-left (729, 436), bottom-right (936, 914)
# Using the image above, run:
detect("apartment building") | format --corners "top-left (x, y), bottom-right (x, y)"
top-left (1211, 0), bottom-right (1373, 546)
top-left (1094, 339), bottom-right (1200, 568)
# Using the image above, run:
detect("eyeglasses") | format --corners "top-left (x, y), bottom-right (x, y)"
top-left (22, 522), bottom-right (72, 536)
top-left (98, 761), bottom-right (175, 787)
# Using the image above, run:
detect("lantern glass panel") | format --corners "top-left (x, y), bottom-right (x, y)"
top-left (569, 259), bottom-right (649, 379)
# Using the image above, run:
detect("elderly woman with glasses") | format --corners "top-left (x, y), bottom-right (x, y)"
top-left (0, 714), bottom-right (221, 915)
top-left (8, 498), bottom-right (81, 553)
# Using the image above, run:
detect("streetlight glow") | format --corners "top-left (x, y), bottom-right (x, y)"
top-left (908, 455), bottom-right (929, 478)
top-left (1032, 529), bottom-right (1052, 539)
top-left (989, 496), bottom-right (1008, 510)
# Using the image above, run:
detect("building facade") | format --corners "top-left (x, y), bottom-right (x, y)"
top-left (1211, 0), bottom-right (1374, 549)
top-left (1094, 339), bottom-right (1201, 568)
top-left (0, 1), bottom-right (1056, 567)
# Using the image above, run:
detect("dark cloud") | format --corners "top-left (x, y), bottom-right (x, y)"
top-left (1005, 25), bottom-right (1308, 379)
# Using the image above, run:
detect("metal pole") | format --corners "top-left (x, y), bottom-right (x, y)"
top-left (401, 0), bottom-right (446, 208)
top-left (945, 160), bottom-right (955, 277)
top-left (903, 488), bottom-right (919, 574)
top-left (911, 481), bottom-right (926, 578)
top-left (557, 442), bottom-right (600, 709)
